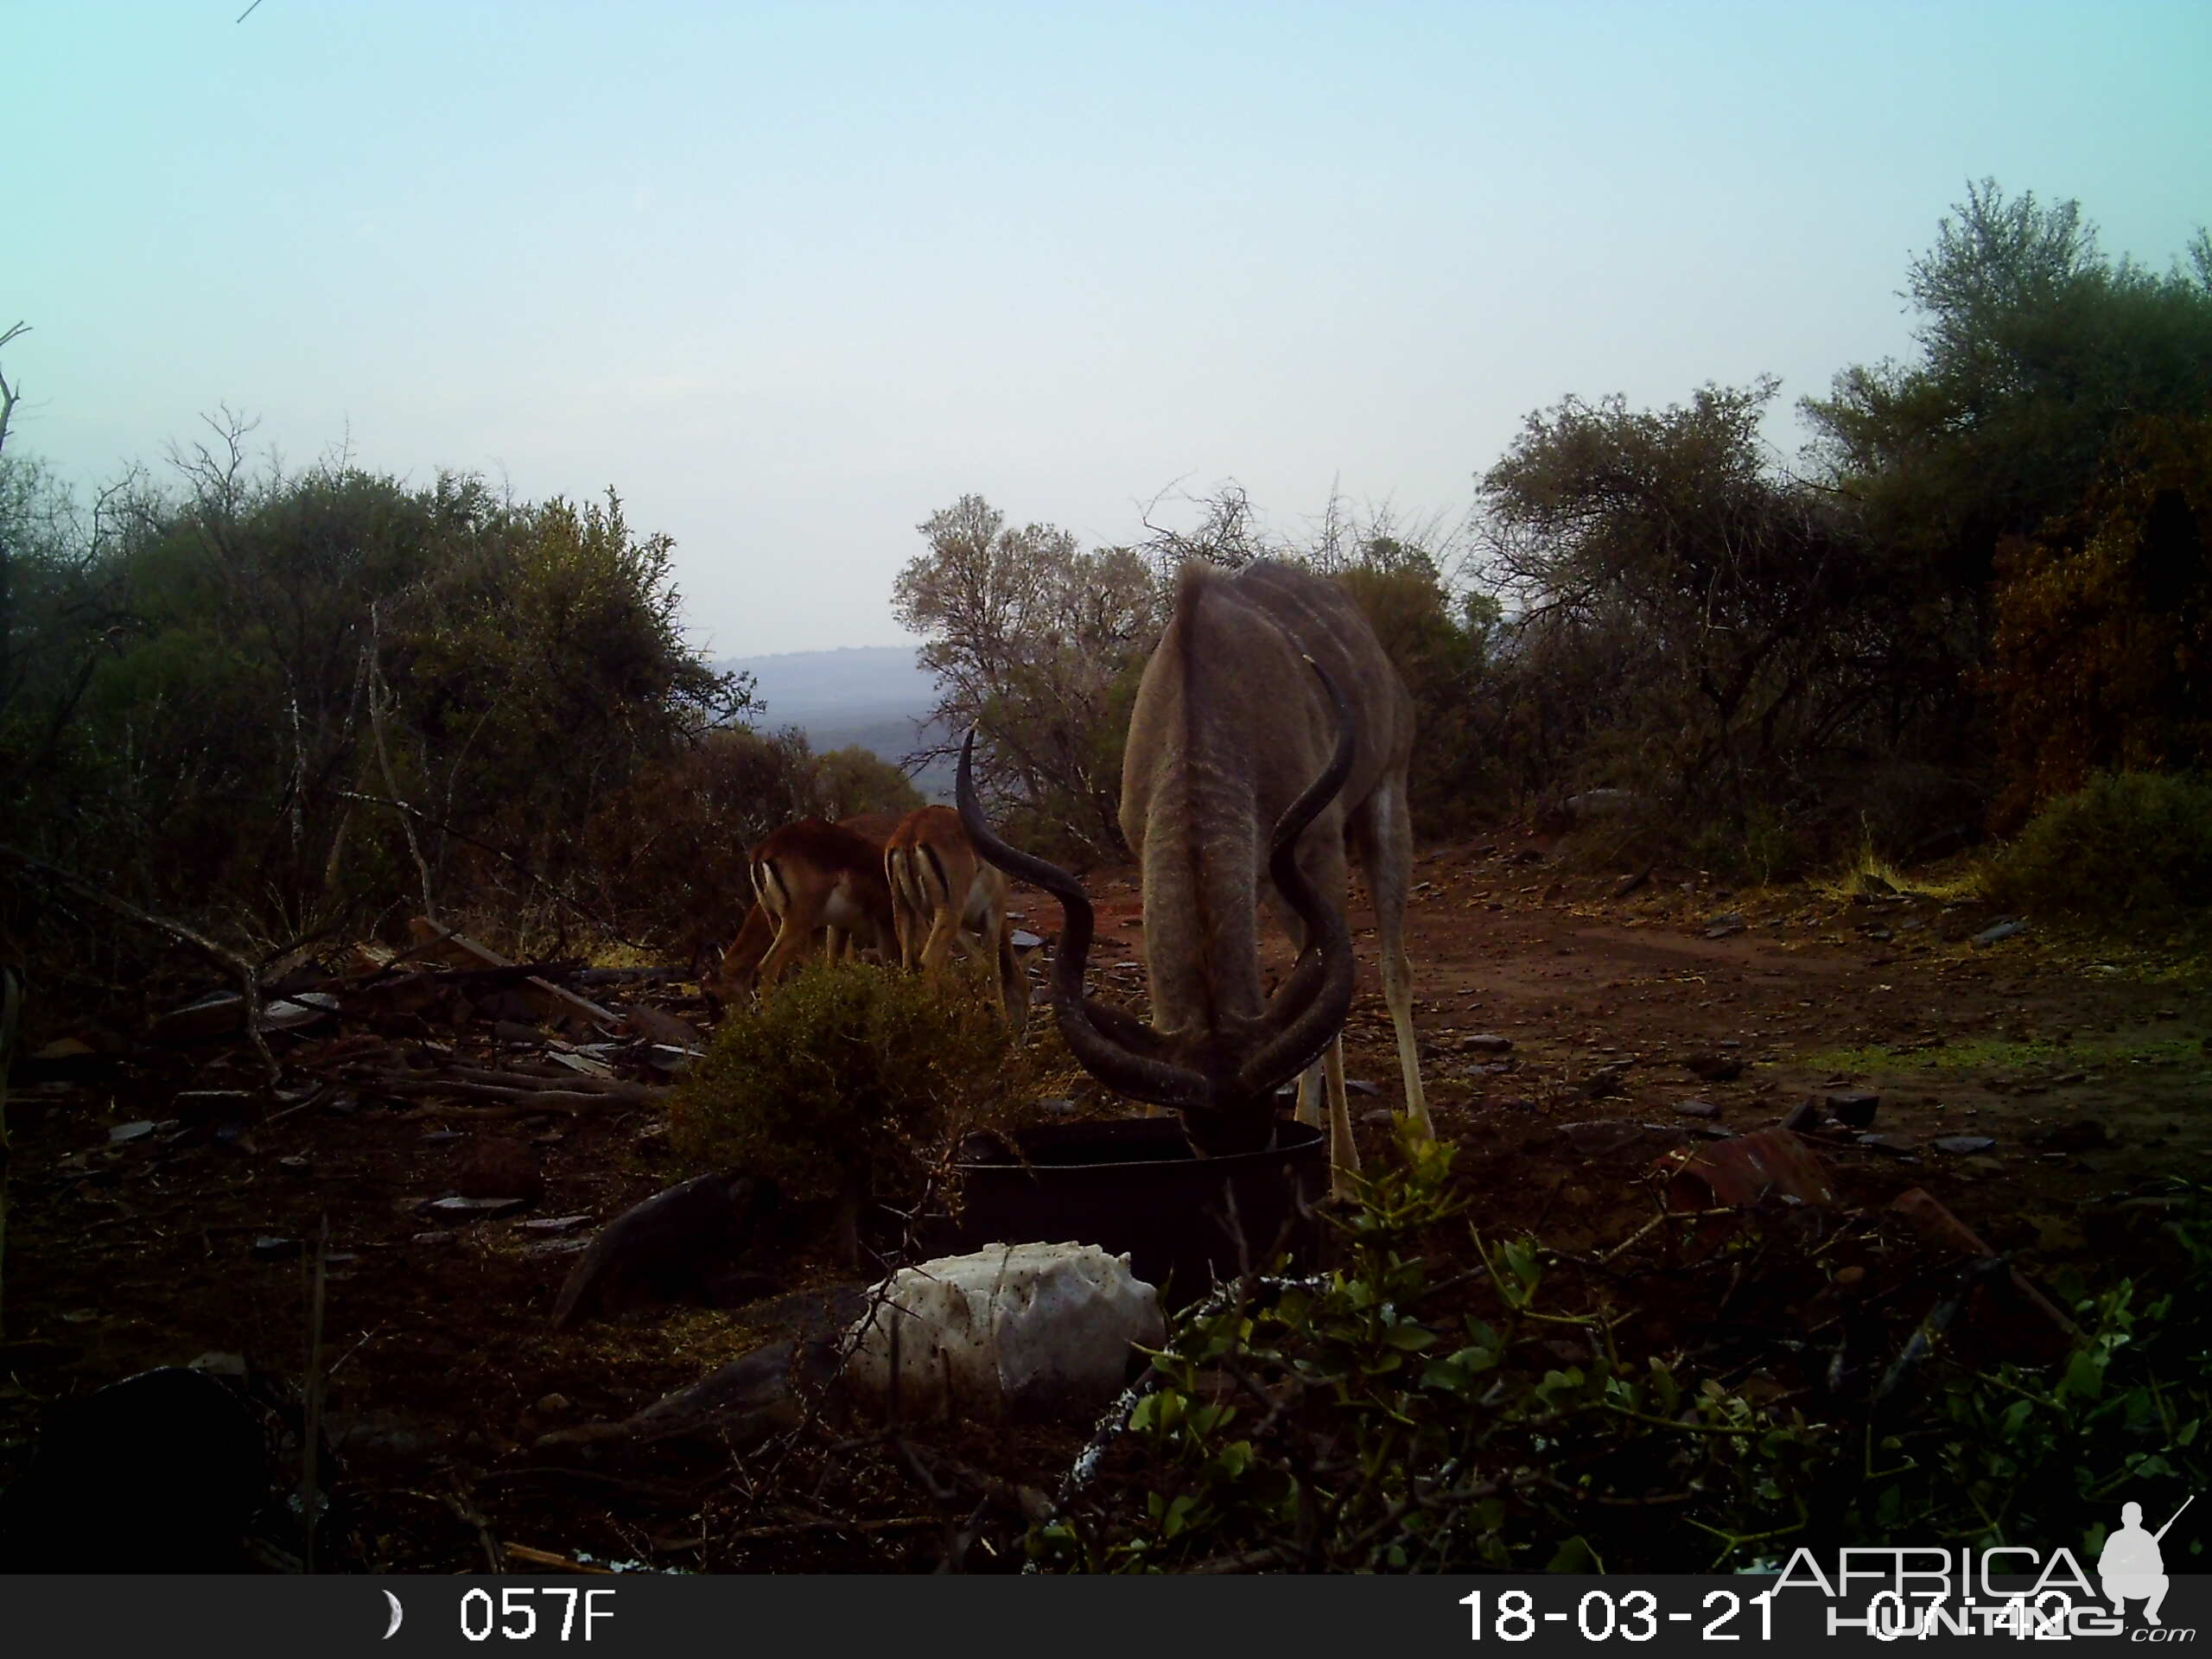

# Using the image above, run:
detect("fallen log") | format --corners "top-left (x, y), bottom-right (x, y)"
top-left (405, 921), bottom-right (619, 1030)
top-left (351, 1075), bottom-right (660, 1114)
top-left (438, 1065), bottom-right (646, 1097)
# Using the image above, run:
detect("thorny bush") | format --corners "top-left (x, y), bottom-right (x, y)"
top-left (1030, 1137), bottom-right (2208, 1573)
top-left (668, 957), bottom-right (1026, 1220)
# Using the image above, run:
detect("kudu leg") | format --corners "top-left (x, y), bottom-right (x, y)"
top-left (1359, 779), bottom-right (1433, 1139)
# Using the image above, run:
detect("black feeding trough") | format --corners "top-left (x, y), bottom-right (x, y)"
top-left (951, 1116), bottom-right (1328, 1306)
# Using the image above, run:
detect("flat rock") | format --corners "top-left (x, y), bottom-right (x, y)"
top-left (1459, 1033), bottom-right (1514, 1054)
top-left (1932, 1135), bottom-right (1997, 1154)
top-left (109, 1121), bottom-right (158, 1144)
top-left (1675, 1099), bottom-right (1721, 1119)
top-left (1973, 919), bottom-right (2027, 947)
top-left (1825, 1090), bottom-right (1880, 1128)
top-left (421, 1195), bottom-right (530, 1220)
top-left (1683, 1052), bottom-right (1745, 1083)
top-left (2035, 1119), bottom-right (2110, 1153)
top-left (460, 1136), bottom-right (543, 1202)
top-left (1854, 1134), bottom-right (1917, 1156)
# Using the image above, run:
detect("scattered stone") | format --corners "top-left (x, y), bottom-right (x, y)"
top-left (1932, 1135), bottom-right (1997, 1154)
top-left (1781, 1097), bottom-right (1821, 1131)
top-left (1854, 1134), bottom-right (1917, 1156)
top-left (108, 1121), bottom-right (157, 1145)
top-left (0, 1366), bottom-right (277, 1572)
top-left (460, 1137), bottom-right (543, 1203)
top-left (1345, 1078), bottom-right (1381, 1096)
top-left (419, 1129), bottom-right (465, 1145)
top-left (277, 1155), bottom-right (311, 1172)
top-left (1675, 1099), bottom-right (1721, 1119)
top-left (517, 1214), bottom-right (594, 1235)
top-left (410, 1230), bottom-right (460, 1246)
top-left (1578, 1064), bottom-right (1631, 1100)
top-left (1613, 868), bottom-right (1653, 899)
top-left (170, 1090), bottom-right (256, 1124)
top-left (1682, 1052), bottom-right (1745, 1083)
top-left (1972, 919), bottom-right (2027, 947)
top-left (1825, 1090), bottom-right (1880, 1129)
top-left (2034, 1120), bottom-right (2111, 1153)
top-left (251, 1236), bottom-right (302, 1260)
top-left (536, 1393), bottom-right (570, 1414)
top-left (1362, 1108), bottom-right (1395, 1127)
top-left (421, 1195), bottom-right (530, 1220)
top-left (1460, 1033), bottom-right (1515, 1054)
top-left (1036, 1096), bottom-right (1077, 1118)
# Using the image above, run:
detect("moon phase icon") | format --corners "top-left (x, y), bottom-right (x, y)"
top-left (383, 1591), bottom-right (404, 1639)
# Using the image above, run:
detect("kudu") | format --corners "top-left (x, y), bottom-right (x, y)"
top-left (957, 559), bottom-right (1432, 1190)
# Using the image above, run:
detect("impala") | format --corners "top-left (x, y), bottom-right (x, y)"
top-left (704, 814), bottom-right (899, 1007)
top-left (882, 804), bottom-right (1027, 1035)
top-left (958, 559), bottom-right (1431, 1192)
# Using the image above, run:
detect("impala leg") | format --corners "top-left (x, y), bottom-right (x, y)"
top-left (756, 915), bottom-right (813, 991)
top-left (1294, 1063), bottom-right (1324, 1129)
top-left (1323, 1036), bottom-right (1358, 1200)
top-left (1359, 778), bottom-right (1433, 1139)
top-left (890, 854), bottom-right (924, 972)
top-left (997, 927), bottom-right (1029, 1039)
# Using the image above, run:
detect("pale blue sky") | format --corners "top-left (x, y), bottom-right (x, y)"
top-left (10, 2), bottom-right (2209, 654)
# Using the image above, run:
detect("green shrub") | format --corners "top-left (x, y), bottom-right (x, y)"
top-left (1987, 770), bottom-right (2212, 924)
top-left (1030, 1137), bottom-right (2209, 1573)
top-left (668, 957), bottom-right (1022, 1215)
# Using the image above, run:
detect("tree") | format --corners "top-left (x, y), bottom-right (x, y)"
top-left (893, 494), bottom-right (1161, 855)
top-left (1475, 379), bottom-right (1962, 845)
top-left (811, 745), bottom-right (923, 821)
top-left (1803, 180), bottom-right (2212, 599)
top-left (1985, 414), bottom-right (2212, 827)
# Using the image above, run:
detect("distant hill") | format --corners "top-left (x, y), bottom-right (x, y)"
top-left (720, 645), bottom-right (955, 800)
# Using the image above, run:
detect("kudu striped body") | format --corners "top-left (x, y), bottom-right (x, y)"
top-left (959, 559), bottom-right (1432, 1192)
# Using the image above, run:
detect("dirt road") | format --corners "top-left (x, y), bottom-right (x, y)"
top-left (1, 837), bottom-right (2202, 1569)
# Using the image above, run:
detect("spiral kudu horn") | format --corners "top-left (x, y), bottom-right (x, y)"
top-left (956, 730), bottom-right (1210, 1109)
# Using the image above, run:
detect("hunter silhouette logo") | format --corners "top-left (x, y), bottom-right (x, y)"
top-left (2100, 1495), bottom-right (2193, 1627)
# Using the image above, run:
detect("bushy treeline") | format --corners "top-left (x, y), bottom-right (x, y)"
top-left (901, 183), bottom-right (2212, 888)
top-left (0, 413), bottom-right (916, 996)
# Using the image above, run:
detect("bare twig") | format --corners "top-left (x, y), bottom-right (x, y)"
top-left (0, 843), bottom-right (281, 1084)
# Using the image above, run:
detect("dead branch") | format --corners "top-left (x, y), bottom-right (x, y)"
top-left (0, 842), bottom-right (281, 1084)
